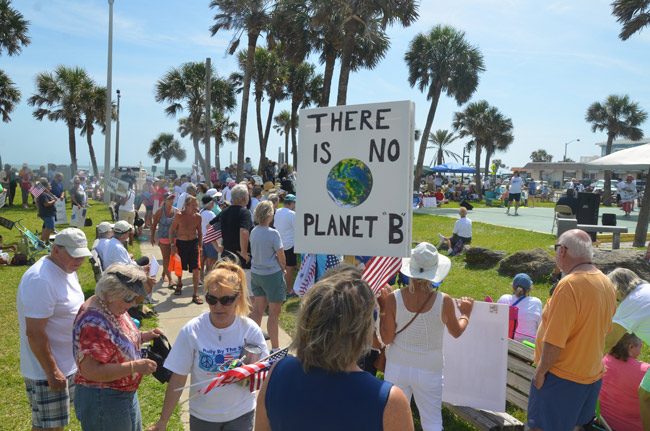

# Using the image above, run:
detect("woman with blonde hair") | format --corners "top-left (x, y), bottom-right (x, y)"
top-left (73, 263), bottom-right (162, 430)
top-left (255, 267), bottom-right (413, 431)
top-left (150, 262), bottom-right (267, 431)
top-left (379, 242), bottom-right (474, 431)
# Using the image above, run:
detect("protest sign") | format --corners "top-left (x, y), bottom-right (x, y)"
top-left (70, 206), bottom-right (87, 228)
top-left (107, 177), bottom-right (129, 197)
top-left (295, 101), bottom-right (414, 257)
top-left (0, 191), bottom-right (6, 209)
top-left (54, 199), bottom-right (68, 225)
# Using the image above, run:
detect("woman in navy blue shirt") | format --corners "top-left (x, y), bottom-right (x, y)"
top-left (255, 267), bottom-right (413, 431)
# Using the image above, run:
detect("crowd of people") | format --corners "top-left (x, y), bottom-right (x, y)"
top-left (10, 157), bottom-right (650, 431)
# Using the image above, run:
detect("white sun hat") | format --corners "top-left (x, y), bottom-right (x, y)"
top-left (399, 242), bottom-right (451, 283)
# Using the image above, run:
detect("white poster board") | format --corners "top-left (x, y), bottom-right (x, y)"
top-left (107, 177), bottom-right (129, 198)
top-left (442, 301), bottom-right (509, 412)
top-left (54, 199), bottom-right (68, 225)
top-left (0, 191), bottom-right (6, 209)
top-left (70, 206), bottom-right (87, 228)
top-left (295, 101), bottom-right (414, 257)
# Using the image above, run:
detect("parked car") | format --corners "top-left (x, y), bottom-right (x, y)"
top-left (591, 179), bottom-right (619, 194)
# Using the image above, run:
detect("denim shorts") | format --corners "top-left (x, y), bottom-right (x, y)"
top-left (203, 242), bottom-right (219, 259)
top-left (41, 215), bottom-right (55, 230)
top-left (251, 270), bottom-right (287, 302)
top-left (74, 385), bottom-right (142, 431)
top-left (527, 372), bottom-right (601, 430)
top-left (24, 374), bottom-right (76, 429)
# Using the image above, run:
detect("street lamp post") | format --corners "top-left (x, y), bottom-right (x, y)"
top-left (114, 89), bottom-right (120, 175)
top-left (563, 138), bottom-right (580, 162)
top-left (103, 0), bottom-right (115, 204)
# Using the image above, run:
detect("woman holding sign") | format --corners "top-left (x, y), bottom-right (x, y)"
top-left (378, 242), bottom-right (474, 431)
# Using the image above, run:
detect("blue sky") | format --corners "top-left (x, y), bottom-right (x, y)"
top-left (2, 0), bottom-right (649, 173)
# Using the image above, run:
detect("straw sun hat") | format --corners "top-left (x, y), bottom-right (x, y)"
top-left (399, 242), bottom-right (451, 284)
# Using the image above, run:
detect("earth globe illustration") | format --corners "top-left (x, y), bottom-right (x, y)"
top-left (326, 158), bottom-right (373, 208)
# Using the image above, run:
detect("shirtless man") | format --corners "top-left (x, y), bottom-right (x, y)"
top-left (169, 195), bottom-right (203, 304)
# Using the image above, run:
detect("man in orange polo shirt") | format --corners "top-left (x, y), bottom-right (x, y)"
top-left (528, 229), bottom-right (616, 431)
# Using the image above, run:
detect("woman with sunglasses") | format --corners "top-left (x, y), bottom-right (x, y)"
top-left (149, 261), bottom-right (267, 431)
top-left (73, 263), bottom-right (162, 430)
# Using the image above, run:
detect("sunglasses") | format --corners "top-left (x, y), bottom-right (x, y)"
top-left (554, 244), bottom-right (566, 251)
top-left (205, 293), bottom-right (239, 306)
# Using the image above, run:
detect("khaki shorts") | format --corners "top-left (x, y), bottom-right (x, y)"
top-left (118, 210), bottom-right (135, 225)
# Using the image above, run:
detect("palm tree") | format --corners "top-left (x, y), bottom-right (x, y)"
top-left (334, 0), bottom-right (418, 105)
top-left (0, 70), bottom-right (19, 122)
top-left (210, 0), bottom-right (272, 181)
top-left (28, 66), bottom-right (93, 174)
top-left (273, 110), bottom-right (292, 164)
top-left (530, 149), bottom-right (553, 162)
top-left (79, 85), bottom-right (108, 178)
top-left (287, 61), bottom-right (322, 168)
top-left (586, 94), bottom-right (647, 204)
top-left (453, 101), bottom-right (513, 190)
top-left (427, 129), bottom-right (460, 166)
top-left (148, 133), bottom-right (187, 177)
top-left (612, 0), bottom-right (650, 40)
top-left (212, 111), bottom-right (238, 171)
top-left (0, 0), bottom-right (30, 123)
top-left (405, 25), bottom-right (485, 191)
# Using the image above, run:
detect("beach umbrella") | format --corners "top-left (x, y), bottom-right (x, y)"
top-left (430, 162), bottom-right (475, 173)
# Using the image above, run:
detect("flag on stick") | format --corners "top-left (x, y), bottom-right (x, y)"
top-left (203, 223), bottom-right (222, 244)
top-left (362, 256), bottom-right (402, 295)
top-left (29, 183), bottom-right (45, 199)
top-left (293, 253), bottom-right (317, 296)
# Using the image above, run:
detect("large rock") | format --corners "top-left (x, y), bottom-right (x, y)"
top-left (498, 248), bottom-right (555, 281)
top-left (593, 249), bottom-right (650, 280)
top-left (465, 247), bottom-right (506, 268)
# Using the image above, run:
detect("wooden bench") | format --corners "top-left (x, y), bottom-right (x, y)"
top-left (576, 224), bottom-right (628, 249)
top-left (443, 339), bottom-right (534, 430)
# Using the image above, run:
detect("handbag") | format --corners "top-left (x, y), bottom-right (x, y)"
top-left (145, 334), bottom-right (173, 383)
top-left (374, 291), bottom-right (435, 372)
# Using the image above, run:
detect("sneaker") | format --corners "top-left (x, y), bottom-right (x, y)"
top-left (438, 233), bottom-right (446, 241)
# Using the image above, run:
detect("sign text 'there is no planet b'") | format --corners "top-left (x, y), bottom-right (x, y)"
top-left (295, 100), bottom-right (414, 258)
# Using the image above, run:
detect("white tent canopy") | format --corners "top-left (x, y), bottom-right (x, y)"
top-left (587, 143), bottom-right (650, 171)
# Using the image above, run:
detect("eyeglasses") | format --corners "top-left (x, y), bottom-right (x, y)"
top-left (205, 292), bottom-right (239, 306)
top-left (554, 244), bottom-right (566, 252)
top-left (123, 294), bottom-right (138, 303)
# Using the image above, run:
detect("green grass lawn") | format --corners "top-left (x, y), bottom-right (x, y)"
top-left (280, 211), bottom-right (648, 430)
top-left (0, 200), bottom-right (182, 430)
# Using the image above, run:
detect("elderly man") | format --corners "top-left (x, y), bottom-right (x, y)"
top-left (17, 228), bottom-right (92, 431)
top-left (274, 194), bottom-right (297, 288)
top-left (92, 221), bottom-right (114, 267)
top-left (102, 220), bottom-right (136, 269)
top-left (169, 195), bottom-right (203, 303)
top-left (528, 229), bottom-right (616, 431)
top-left (438, 206), bottom-right (472, 256)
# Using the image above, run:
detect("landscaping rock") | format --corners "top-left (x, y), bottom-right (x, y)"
top-left (465, 247), bottom-right (506, 268)
top-left (498, 248), bottom-right (555, 281)
top-left (593, 249), bottom-right (650, 280)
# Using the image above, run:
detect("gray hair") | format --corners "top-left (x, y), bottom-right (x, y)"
top-left (608, 267), bottom-right (646, 300)
top-left (558, 229), bottom-right (593, 261)
top-left (231, 184), bottom-right (249, 205)
top-left (96, 263), bottom-right (147, 302)
top-left (254, 200), bottom-right (274, 225)
top-left (267, 193), bottom-right (279, 206)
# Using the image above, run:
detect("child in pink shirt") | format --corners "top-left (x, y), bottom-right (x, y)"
top-left (600, 333), bottom-right (649, 431)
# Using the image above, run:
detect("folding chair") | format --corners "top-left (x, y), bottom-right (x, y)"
top-left (551, 204), bottom-right (574, 233)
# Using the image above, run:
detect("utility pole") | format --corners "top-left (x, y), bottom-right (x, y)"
top-left (103, 0), bottom-right (115, 204)
top-left (114, 89), bottom-right (121, 176)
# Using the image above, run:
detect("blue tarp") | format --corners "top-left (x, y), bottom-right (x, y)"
top-left (429, 162), bottom-right (476, 174)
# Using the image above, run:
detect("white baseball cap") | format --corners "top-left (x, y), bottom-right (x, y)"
top-left (53, 228), bottom-right (92, 258)
top-left (97, 222), bottom-right (114, 234)
top-left (113, 220), bottom-right (133, 234)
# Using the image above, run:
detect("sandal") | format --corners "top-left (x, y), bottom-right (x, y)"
top-left (174, 285), bottom-right (183, 296)
top-left (192, 295), bottom-right (204, 305)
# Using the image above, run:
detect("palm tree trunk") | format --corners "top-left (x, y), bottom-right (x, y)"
top-left (484, 150), bottom-right (492, 178)
top-left (67, 121), bottom-right (78, 176)
top-left (259, 98), bottom-right (276, 173)
top-left (86, 131), bottom-right (99, 178)
top-left (321, 49), bottom-right (336, 107)
top-left (336, 20), bottom-right (358, 106)
top-left (291, 98), bottom-right (299, 169)
top-left (413, 85), bottom-right (442, 191)
top-left (437, 147), bottom-right (443, 166)
top-left (164, 158), bottom-right (169, 177)
top-left (284, 130), bottom-right (289, 166)
top-left (603, 133), bottom-right (615, 205)
top-left (634, 166), bottom-right (650, 246)
top-left (215, 134), bottom-right (222, 172)
top-left (474, 145), bottom-right (482, 188)
top-left (236, 30), bottom-right (260, 181)
top-left (193, 136), bottom-right (206, 174)
top-left (255, 93), bottom-right (264, 154)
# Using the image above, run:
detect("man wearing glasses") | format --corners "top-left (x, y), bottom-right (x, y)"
top-left (528, 229), bottom-right (616, 431)
top-left (17, 228), bottom-right (92, 431)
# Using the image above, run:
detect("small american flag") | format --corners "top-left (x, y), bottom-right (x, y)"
top-left (362, 256), bottom-right (402, 296)
top-left (203, 223), bottom-right (222, 245)
top-left (325, 254), bottom-right (340, 271)
top-left (29, 183), bottom-right (45, 199)
top-left (293, 253), bottom-right (317, 296)
top-left (202, 347), bottom-right (289, 394)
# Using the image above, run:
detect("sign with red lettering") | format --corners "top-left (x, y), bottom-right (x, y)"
top-left (295, 100), bottom-right (414, 257)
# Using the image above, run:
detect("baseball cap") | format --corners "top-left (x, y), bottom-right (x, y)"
top-left (113, 220), bottom-right (133, 234)
top-left (97, 221), bottom-right (114, 234)
top-left (201, 195), bottom-right (214, 206)
top-left (284, 194), bottom-right (296, 203)
top-left (53, 228), bottom-right (92, 258)
top-left (206, 188), bottom-right (222, 199)
top-left (512, 273), bottom-right (533, 291)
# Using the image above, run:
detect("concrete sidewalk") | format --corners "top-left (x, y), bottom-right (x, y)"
top-left (139, 228), bottom-right (292, 430)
